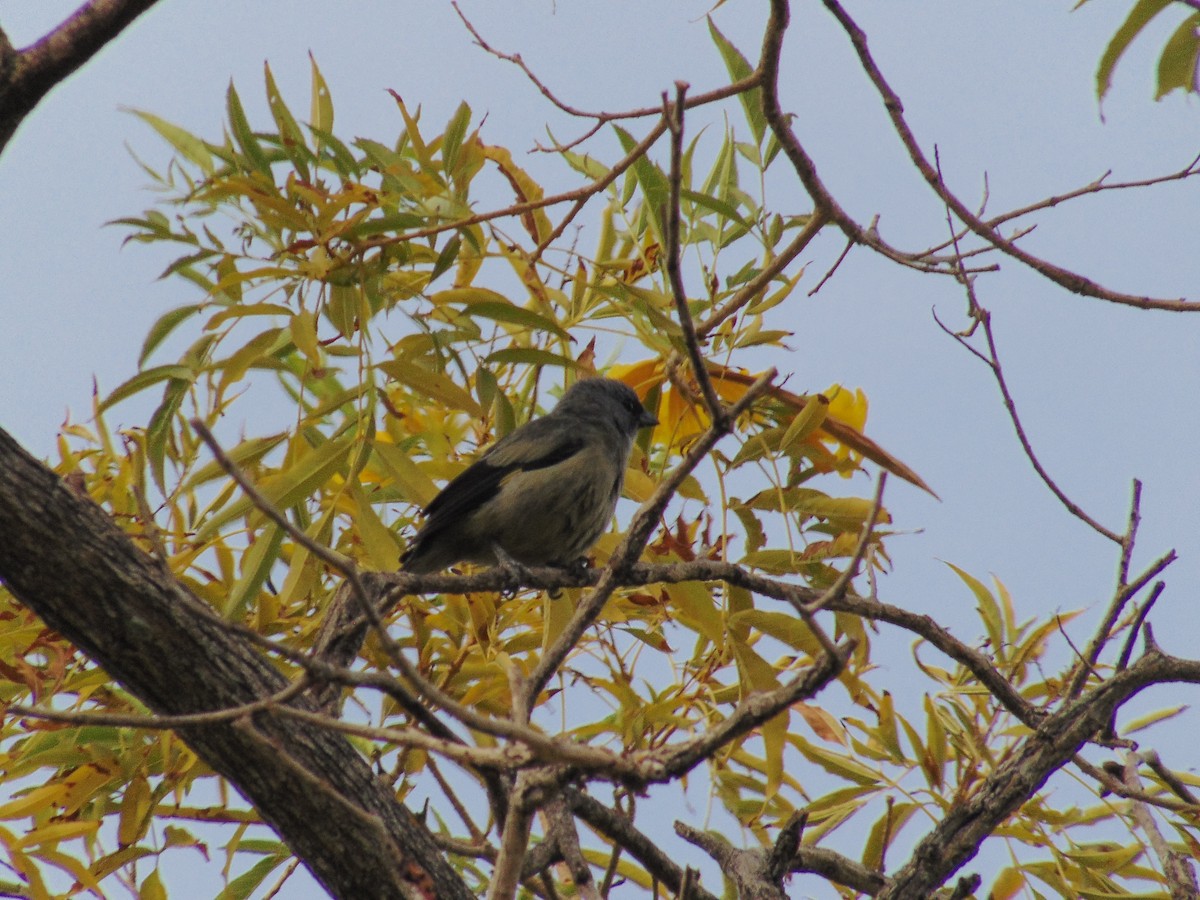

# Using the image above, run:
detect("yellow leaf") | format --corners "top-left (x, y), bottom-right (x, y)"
top-left (350, 483), bottom-right (401, 569)
top-left (377, 358), bottom-right (482, 416)
top-left (667, 581), bottom-right (725, 646)
top-left (779, 394), bottom-right (829, 452)
top-left (118, 776), bottom-right (152, 847)
top-left (990, 867), bottom-right (1026, 900)
top-left (481, 144), bottom-right (553, 243)
top-left (141, 869), bottom-right (168, 900)
top-left (290, 309), bottom-right (322, 369)
top-left (13, 820), bottom-right (100, 849)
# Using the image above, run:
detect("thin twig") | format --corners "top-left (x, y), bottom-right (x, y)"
top-left (8, 676), bottom-right (311, 729)
top-left (821, 0), bottom-right (1196, 312)
top-left (662, 81), bottom-right (725, 422)
top-left (1067, 550), bottom-right (1177, 697)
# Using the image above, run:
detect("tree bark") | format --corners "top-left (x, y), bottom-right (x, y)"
top-left (0, 427), bottom-right (472, 900)
top-left (0, 0), bottom-right (164, 153)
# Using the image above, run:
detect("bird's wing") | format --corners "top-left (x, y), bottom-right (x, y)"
top-left (421, 417), bottom-right (586, 527)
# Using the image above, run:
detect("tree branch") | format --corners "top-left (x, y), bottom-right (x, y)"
top-left (0, 0), bottom-right (164, 154)
top-left (0, 426), bottom-right (471, 899)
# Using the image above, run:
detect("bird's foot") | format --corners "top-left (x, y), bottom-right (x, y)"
top-left (491, 544), bottom-right (533, 596)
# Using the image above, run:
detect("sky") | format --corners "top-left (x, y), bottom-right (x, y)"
top-left (2, 1), bottom-right (1200, 897)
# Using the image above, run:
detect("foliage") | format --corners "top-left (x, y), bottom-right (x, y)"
top-left (0, 11), bottom-right (1197, 900)
top-left (1085, 0), bottom-right (1200, 102)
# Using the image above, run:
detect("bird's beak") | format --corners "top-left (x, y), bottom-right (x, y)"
top-left (638, 409), bottom-right (658, 429)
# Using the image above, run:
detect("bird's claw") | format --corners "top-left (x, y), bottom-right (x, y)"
top-left (491, 544), bottom-right (533, 596)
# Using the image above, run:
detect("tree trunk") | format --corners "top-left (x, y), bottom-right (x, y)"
top-left (0, 427), bottom-right (472, 900)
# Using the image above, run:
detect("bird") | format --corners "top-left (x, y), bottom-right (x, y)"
top-left (400, 377), bottom-right (658, 574)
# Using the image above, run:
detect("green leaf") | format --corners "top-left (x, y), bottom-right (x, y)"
top-left (680, 187), bottom-right (753, 232)
top-left (779, 395), bottom-right (829, 453)
top-left (309, 54), bottom-right (334, 135)
top-left (351, 482), bottom-right (402, 570)
top-left (182, 433), bottom-right (288, 491)
top-left (307, 124), bottom-right (360, 179)
top-left (945, 562), bottom-right (1004, 653)
top-left (441, 101), bottom-right (472, 175)
top-left (264, 62), bottom-right (312, 180)
top-left (1156, 12), bottom-right (1200, 99)
top-left (707, 18), bottom-right (766, 144)
top-left (614, 125), bottom-right (669, 244)
top-left (139, 305), bottom-right (201, 367)
top-left (432, 290), bottom-right (570, 340)
top-left (668, 581), bottom-right (725, 645)
top-left (147, 377), bottom-right (189, 493)
top-left (1095, 0), bottom-right (1173, 100)
top-left (223, 523), bottom-right (284, 619)
top-left (226, 81), bottom-right (271, 176)
top-left (101, 364), bottom-right (196, 411)
top-left (195, 435), bottom-right (354, 542)
top-left (430, 235), bottom-right (461, 282)
top-left (729, 609), bottom-right (823, 655)
top-left (376, 358), bottom-right (483, 415)
top-left (484, 348), bottom-right (582, 370)
top-left (129, 109), bottom-right (215, 175)
top-left (215, 853), bottom-right (287, 900)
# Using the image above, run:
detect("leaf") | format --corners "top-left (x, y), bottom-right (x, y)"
top-left (614, 125), bottom-right (669, 244)
top-left (182, 433), bottom-right (287, 491)
top-left (1156, 12), bottom-right (1200, 99)
top-left (376, 358), bottom-right (482, 415)
top-left (481, 144), bottom-right (553, 243)
top-left (945, 562), bottom-right (1004, 653)
top-left (707, 18), bottom-right (766, 144)
top-left (990, 867), bottom-right (1027, 900)
top-left (484, 348), bottom-right (583, 370)
top-left (216, 854), bottom-right (287, 900)
top-left (667, 581), bottom-right (725, 646)
top-left (195, 435), bottom-right (354, 542)
top-left (129, 109), bottom-right (215, 175)
top-left (223, 523), bottom-right (284, 619)
top-left (441, 101), bottom-right (472, 175)
top-left (1095, 0), bottom-right (1173, 101)
top-left (371, 441), bottom-right (439, 507)
top-left (779, 394), bottom-right (829, 452)
top-left (1123, 703), bottom-right (1187, 734)
top-left (226, 81), bottom-right (271, 176)
top-left (680, 187), bottom-right (754, 232)
top-left (309, 54), bottom-right (334, 135)
top-left (431, 288), bottom-right (571, 339)
top-left (139, 305), bottom-right (201, 367)
top-left (100, 364), bottom-right (195, 411)
top-left (729, 609), bottom-right (823, 655)
top-left (264, 62), bottom-right (311, 180)
top-left (351, 483), bottom-right (401, 570)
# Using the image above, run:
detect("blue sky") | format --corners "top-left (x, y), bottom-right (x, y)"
top-left (2, 1), bottom-right (1200, 896)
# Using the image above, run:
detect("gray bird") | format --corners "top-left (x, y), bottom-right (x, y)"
top-left (400, 377), bottom-right (658, 574)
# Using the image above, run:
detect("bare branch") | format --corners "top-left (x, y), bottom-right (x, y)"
top-left (662, 81), bottom-right (725, 422)
top-left (1123, 753), bottom-right (1200, 899)
top-left (1067, 549), bottom-right (1178, 697)
top-left (820, 0), bottom-right (1196, 312)
top-left (675, 822), bottom-right (785, 900)
top-left (566, 790), bottom-right (719, 900)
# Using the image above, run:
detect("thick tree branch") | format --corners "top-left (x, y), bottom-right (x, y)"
top-left (877, 650), bottom-right (1200, 898)
top-left (0, 0), bottom-right (163, 154)
top-left (0, 426), bottom-right (471, 900)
